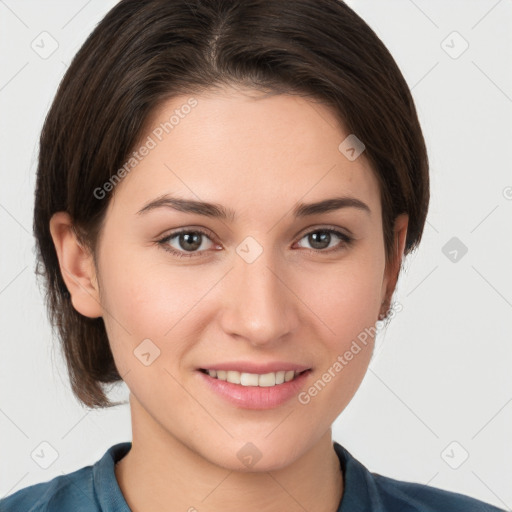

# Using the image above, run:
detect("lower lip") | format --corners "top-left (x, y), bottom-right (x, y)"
top-left (197, 370), bottom-right (311, 410)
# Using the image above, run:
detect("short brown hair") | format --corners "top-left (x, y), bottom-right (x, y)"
top-left (33, 0), bottom-right (429, 408)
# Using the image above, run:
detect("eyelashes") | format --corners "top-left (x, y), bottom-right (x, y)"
top-left (158, 228), bottom-right (218, 258)
top-left (157, 227), bottom-right (354, 259)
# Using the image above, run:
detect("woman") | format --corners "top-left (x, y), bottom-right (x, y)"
top-left (1, 0), bottom-right (505, 510)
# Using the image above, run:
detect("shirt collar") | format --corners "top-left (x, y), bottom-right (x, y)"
top-left (334, 441), bottom-right (384, 511)
top-left (93, 442), bottom-right (132, 512)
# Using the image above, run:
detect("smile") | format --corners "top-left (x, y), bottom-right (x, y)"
top-left (199, 369), bottom-right (307, 387)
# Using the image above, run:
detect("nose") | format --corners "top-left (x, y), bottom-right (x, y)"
top-left (219, 245), bottom-right (298, 348)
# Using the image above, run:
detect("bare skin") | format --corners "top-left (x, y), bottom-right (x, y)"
top-left (50, 86), bottom-right (408, 512)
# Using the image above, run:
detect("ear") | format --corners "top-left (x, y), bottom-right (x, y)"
top-left (380, 213), bottom-right (409, 316)
top-left (49, 212), bottom-right (102, 318)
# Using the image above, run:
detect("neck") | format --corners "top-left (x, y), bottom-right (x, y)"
top-left (115, 396), bottom-right (344, 512)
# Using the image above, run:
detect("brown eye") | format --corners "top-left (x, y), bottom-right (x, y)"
top-left (296, 228), bottom-right (353, 253)
top-left (158, 229), bottom-right (216, 258)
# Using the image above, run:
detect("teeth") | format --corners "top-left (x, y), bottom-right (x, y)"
top-left (258, 372), bottom-right (276, 387)
top-left (240, 372), bottom-right (259, 386)
top-left (226, 370), bottom-right (241, 384)
top-left (284, 370), bottom-right (295, 382)
top-left (205, 369), bottom-right (304, 387)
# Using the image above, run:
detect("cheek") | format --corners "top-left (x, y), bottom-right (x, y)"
top-left (296, 275), bottom-right (379, 428)
top-left (96, 243), bottom-right (213, 366)
top-left (295, 253), bottom-right (385, 348)
top-left (291, 252), bottom-right (384, 415)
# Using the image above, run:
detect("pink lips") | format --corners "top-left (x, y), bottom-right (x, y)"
top-left (196, 362), bottom-right (312, 410)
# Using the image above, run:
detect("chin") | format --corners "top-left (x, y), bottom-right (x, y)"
top-left (196, 435), bottom-right (311, 473)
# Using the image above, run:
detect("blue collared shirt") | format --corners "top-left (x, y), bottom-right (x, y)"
top-left (0, 441), bottom-right (506, 511)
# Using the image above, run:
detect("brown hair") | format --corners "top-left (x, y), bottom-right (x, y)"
top-left (33, 0), bottom-right (429, 408)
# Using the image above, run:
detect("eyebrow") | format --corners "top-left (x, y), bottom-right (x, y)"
top-left (136, 194), bottom-right (371, 220)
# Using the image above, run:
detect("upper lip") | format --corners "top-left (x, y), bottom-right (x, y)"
top-left (199, 361), bottom-right (311, 374)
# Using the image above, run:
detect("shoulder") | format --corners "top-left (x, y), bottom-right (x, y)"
top-left (0, 442), bottom-right (132, 512)
top-left (0, 466), bottom-right (98, 512)
top-left (372, 472), bottom-right (505, 511)
top-left (333, 442), bottom-right (505, 512)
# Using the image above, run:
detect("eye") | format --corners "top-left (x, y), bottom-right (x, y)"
top-left (157, 228), bottom-right (218, 258)
top-left (157, 226), bottom-right (354, 259)
top-left (295, 228), bottom-right (353, 254)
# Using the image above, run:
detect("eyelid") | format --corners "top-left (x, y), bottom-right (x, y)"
top-left (157, 224), bottom-right (354, 258)
top-left (297, 224), bottom-right (353, 240)
top-left (294, 226), bottom-right (353, 252)
top-left (157, 227), bottom-right (219, 257)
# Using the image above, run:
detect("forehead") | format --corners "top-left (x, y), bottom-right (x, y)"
top-left (108, 88), bottom-right (381, 219)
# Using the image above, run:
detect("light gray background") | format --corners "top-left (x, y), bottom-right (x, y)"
top-left (1, 0), bottom-right (511, 508)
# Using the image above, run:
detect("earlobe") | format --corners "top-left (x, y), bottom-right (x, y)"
top-left (49, 212), bottom-right (103, 318)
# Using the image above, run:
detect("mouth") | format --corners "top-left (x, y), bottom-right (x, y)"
top-left (198, 368), bottom-right (310, 387)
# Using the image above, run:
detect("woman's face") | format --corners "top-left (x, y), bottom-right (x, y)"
top-left (90, 87), bottom-right (407, 471)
